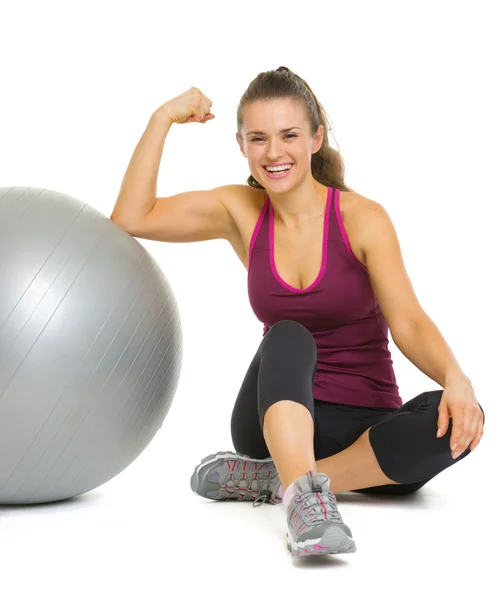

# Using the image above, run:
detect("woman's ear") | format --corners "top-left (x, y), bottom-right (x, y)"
top-left (236, 132), bottom-right (247, 158)
top-left (314, 124), bottom-right (325, 153)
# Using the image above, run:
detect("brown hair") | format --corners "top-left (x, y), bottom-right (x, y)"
top-left (236, 67), bottom-right (354, 192)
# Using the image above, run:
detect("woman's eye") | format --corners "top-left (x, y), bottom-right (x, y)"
top-left (251, 134), bottom-right (297, 142)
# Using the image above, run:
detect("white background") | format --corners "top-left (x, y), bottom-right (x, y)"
top-left (1, 0), bottom-right (501, 597)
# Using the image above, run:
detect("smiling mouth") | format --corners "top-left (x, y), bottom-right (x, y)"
top-left (263, 164), bottom-right (293, 172)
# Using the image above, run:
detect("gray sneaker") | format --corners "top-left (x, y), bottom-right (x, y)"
top-left (190, 451), bottom-right (282, 506)
top-left (286, 470), bottom-right (357, 557)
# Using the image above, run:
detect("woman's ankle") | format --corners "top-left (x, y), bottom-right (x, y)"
top-left (281, 482), bottom-right (296, 511)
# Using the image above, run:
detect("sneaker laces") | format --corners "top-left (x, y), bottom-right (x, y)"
top-left (294, 489), bottom-right (343, 524)
top-left (221, 470), bottom-right (277, 507)
top-left (253, 472), bottom-right (275, 507)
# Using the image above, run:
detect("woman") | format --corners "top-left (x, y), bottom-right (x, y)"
top-left (111, 67), bottom-right (485, 558)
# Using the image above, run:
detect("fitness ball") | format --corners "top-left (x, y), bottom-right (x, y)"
top-left (0, 187), bottom-right (182, 504)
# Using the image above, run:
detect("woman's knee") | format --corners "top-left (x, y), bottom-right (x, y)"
top-left (425, 390), bottom-right (486, 427)
top-left (257, 321), bottom-right (317, 427)
top-left (268, 319), bottom-right (311, 337)
top-left (261, 320), bottom-right (317, 374)
top-left (264, 320), bottom-right (316, 354)
top-left (419, 389), bottom-right (485, 425)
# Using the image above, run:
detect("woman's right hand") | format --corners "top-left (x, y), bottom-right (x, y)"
top-left (157, 87), bottom-right (215, 125)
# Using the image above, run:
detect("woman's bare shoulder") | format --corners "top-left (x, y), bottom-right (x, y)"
top-left (218, 184), bottom-right (266, 231)
top-left (218, 184), bottom-right (265, 210)
top-left (341, 190), bottom-right (380, 220)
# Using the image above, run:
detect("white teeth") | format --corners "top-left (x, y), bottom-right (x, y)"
top-left (265, 164), bottom-right (292, 172)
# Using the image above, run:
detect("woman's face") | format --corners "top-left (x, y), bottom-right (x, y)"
top-left (237, 98), bottom-right (324, 190)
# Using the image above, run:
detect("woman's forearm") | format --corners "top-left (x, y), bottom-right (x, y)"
top-left (394, 315), bottom-right (471, 388)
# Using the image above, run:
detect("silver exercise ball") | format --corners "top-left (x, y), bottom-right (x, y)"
top-left (0, 187), bottom-right (183, 504)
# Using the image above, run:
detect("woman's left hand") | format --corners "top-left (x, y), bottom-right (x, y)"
top-left (436, 379), bottom-right (484, 459)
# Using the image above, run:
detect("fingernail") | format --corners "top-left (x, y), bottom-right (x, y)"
top-left (451, 443), bottom-right (457, 452)
top-left (452, 451), bottom-right (461, 459)
top-left (437, 428), bottom-right (442, 437)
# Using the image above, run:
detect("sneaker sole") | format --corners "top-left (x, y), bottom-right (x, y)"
top-left (190, 452), bottom-right (278, 501)
top-left (286, 525), bottom-right (357, 557)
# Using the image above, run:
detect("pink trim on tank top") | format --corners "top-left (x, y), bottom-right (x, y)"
top-left (247, 196), bottom-right (269, 271)
top-left (268, 186), bottom-right (332, 293)
top-left (334, 188), bottom-right (369, 273)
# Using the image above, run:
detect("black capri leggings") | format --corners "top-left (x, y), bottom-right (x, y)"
top-left (230, 320), bottom-right (485, 495)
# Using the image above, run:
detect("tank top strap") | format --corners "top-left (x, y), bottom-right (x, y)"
top-left (248, 193), bottom-right (270, 271)
top-left (328, 186), bottom-right (344, 244)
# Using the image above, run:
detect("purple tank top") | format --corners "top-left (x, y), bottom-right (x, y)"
top-left (247, 186), bottom-right (403, 409)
